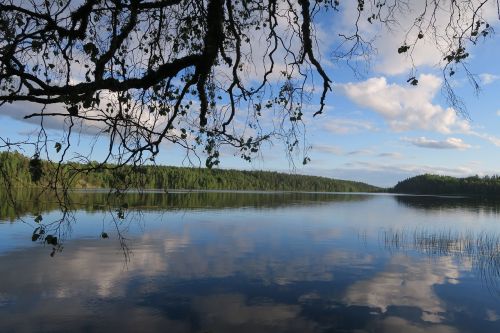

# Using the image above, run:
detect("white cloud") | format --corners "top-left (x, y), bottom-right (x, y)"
top-left (332, 0), bottom-right (500, 76)
top-left (402, 137), bottom-right (472, 150)
top-left (486, 309), bottom-right (500, 322)
top-left (376, 316), bottom-right (458, 333)
top-left (323, 117), bottom-right (377, 134)
top-left (344, 255), bottom-right (465, 323)
top-left (332, 0), bottom-right (441, 75)
top-left (337, 74), bottom-right (470, 134)
top-left (0, 102), bottom-right (69, 131)
top-left (496, 110), bottom-right (500, 117)
top-left (469, 131), bottom-right (500, 147)
top-left (479, 73), bottom-right (500, 85)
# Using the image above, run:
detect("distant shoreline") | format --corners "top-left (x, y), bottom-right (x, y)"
top-left (390, 174), bottom-right (500, 197)
top-left (0, 151), bottom-right (380, 193)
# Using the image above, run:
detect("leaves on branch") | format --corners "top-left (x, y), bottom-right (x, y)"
top-left (0, 0), bottom-right (495, 175)
top-left (407, 77), bottom-right (418, 86)
top-left (45, 235), bottom-right (58, 246)
top-left (397, 44), bottom-right (410, 54)
top-left (29, 154), bottom-right (43, 183)
top-left (34, 214), bottom-right (43, 223)
top-left (32, 226), bottom-right (45, 242)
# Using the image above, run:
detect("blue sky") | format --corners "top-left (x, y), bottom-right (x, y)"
top-left (1, 2), bottom-right (499, 187)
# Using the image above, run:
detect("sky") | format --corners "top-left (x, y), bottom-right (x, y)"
top-left (1, 2), bottom-right (499, 187)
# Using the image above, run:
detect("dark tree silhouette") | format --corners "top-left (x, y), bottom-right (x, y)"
top-left (0, 0), bottom-right (498, 182)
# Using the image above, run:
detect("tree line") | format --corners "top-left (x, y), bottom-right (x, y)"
top-left (0, 151), bottom-right (379, 193)
top-left (392, 174), bottom-right (500, 196)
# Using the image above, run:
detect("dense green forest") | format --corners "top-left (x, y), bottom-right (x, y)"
top-left (392, 174), bottom-right (500, 196)
top-left (0, 151), bottom-right (379, 193)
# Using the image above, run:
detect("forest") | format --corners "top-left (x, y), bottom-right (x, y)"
top-left (392, 174), bottom-right (500, 196)
top-left (0, 151), bottom-right (379, 193)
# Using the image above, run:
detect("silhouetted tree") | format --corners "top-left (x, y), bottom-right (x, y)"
top-left (0, 0), bottom-right (497, 185)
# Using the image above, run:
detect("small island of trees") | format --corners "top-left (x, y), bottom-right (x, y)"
top-left (392, 174), bottom-right (500, 196)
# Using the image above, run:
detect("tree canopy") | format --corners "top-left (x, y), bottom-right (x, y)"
top-left (0, 0), bottom-right (498, 183)
top-left (0, 150), bottom-right (380, 192)
top-left (392, 174), bottom-right (500, 196)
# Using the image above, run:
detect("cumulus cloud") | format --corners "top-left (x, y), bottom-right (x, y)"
top-left (332, 0), bottom-right (499, 76)
top-left (0, 101), bottom-right (69, 131)
top-left (402, 137), bottom-right (472, 150)
top-left (337, 74), bottom-right (471, 134)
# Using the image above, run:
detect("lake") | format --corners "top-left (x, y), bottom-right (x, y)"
top-left (1, 191), bottom-right (500, 332)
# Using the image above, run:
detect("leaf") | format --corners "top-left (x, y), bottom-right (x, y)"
top-left (67, 105), bottom-right (78, 116)
top-left (29, 155), bottom-right (43, 182)
top-left (34, 214), bottom-right (43, 223)
top-left (31, 40), bottom-right (42, 52)
top-left (45, 235), bottom-right (58, 246)
top-left (54, 142), bottom-right (62, 153)
top-left (101, 232), bottom-right (109, 239)
top-left (397, 45), bottom-right (410, 54)
top-left (83, 42), bottom-right (97, 56)
top-left (116, 208), bottom-right (125, 220)
top-left (406, 77), bottom-right (419, 86)
top-left (32, 226), bottom-right (44, 241)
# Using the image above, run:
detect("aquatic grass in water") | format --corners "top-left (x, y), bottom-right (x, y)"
top-left (382, 228), bottom-right (500, 293)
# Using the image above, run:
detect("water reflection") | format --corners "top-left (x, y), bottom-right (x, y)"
top-left (382, 228), bottom-right (500, 296)
top-left (0, 189), bottom-right (373, 222)
top-left (395, 194), bottom-right (500, 214)
top-left (345, 255), bottom-right (462, 323)
top-left (1, 192), bottom-right (500, 332)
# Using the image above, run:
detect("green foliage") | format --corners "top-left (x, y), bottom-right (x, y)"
top-left (392, 174), bottom-right (500, 196)
top-left (28, 154), bottom-right (44, 182)
top-left (0, 151), bottom-right (379, 193)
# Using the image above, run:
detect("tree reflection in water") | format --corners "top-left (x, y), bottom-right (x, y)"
top-left (1, 192), bottom-right (500, 332)
top-left (0, 189), bottom-right (372, 258)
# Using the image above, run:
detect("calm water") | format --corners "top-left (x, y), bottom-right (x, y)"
top-left (1, 191), bottom-right (500, 332)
